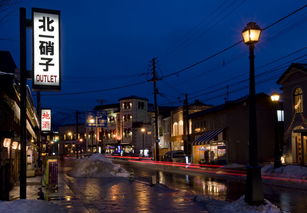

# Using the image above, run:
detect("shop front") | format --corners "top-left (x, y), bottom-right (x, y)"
top-left (192, 128), bottom-right (226, 164)
top-left (292, 128), bottom-right (307, 165)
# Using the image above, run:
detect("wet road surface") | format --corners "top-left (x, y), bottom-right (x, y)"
top-left (53, 160), bottom-right (209, 212)
top-left (118, 161), bottom-right (307, 213)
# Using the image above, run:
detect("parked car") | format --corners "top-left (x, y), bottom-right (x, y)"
top-left (162, 150), bottom-right (186, 163)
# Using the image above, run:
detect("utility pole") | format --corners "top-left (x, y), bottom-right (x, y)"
top-left (76, 111), bottom-right (79, 159)
top-left (183, 94), bottom-right (190, 156)
top-left (149, 58), bottom-right (160, 161)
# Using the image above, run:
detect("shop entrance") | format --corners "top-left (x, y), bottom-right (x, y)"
top-left (293, 129), bottom-right (307, 165)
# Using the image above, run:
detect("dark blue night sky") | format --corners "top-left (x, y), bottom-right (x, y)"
top-left (0, 0), bottom-right (306, 124)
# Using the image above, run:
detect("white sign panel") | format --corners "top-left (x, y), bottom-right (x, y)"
top-left (41, 109), bottom-right (52, 131)
top-left (33, 8), bottom-right (60, 90)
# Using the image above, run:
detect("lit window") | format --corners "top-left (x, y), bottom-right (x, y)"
top-left (173, 122), bottom-right (178, 136)
top-left (178, 120), bottom-right (184, 135)
top-left (294, 88), bottom-right (303, 113)
top-left (277, 110), bottom-right (284, 122)
top-left (122, 102), bottom-right (131, 110)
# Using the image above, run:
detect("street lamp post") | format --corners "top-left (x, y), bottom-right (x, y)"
top-left (141, 128), bottom-right (146, 157)
top-left (271, 93), bottom-right (283, 168)
top-left (242, 22), bottom-right (264, 205)
top-left (87, 117), bottom-right (95, 153)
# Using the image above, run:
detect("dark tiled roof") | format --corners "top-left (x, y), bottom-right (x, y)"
top-left (0, 51), bottom-right (17, 74)
top-left (189, 93), bottom-right (268, 118)
top-left (277, 63), bottom-right (307, 84)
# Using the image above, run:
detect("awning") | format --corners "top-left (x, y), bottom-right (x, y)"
top-left (192, 128), bottom-right (224, 145)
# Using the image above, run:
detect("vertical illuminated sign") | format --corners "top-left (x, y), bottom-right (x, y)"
top-left (33, 8), bottom-right (60, 90)
top-left (41, 109), bottom-right (52, 131)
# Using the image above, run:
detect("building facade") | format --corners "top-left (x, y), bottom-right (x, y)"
top-left (277, 63), bottom-right (307, 165)
top-left (189, 93), bottom-right (276, 164)
top-left (0, 51), bottom-right (39, 199)
top-left (88, 96), bottom-right (154, 156)
top-left (171, 100), bottom-right (211, 152)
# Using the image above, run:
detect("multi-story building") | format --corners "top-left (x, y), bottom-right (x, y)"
top-left (157, 106), bottom-right (177, 156)
top-left (170, 100), bottom-right (211, 152)
top-left (118, 96), bottom-right (153, 156)
top-left (88, 96), bottom-right (154, 156)
top-left (277, 63), bottom-right (307, 165)
top-left (58, 124), bottom-right (86, 156)
top-left (93, 104), bottom-right (120, 153)
top-left (0, 51), bottom-right (40, 199)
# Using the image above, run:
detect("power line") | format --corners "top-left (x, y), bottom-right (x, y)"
top-left (160, 54), bottom-right (307, 105)
top-left (38, 80), bottom-right (148, 96)
top-left (38, 5), bottom-right (306, 97)
top-left (262, 4), bottom-right (307, 31)
top-left (160, 4), bottom-right (307, 79)
top-left (162, 0), bottom-right (245, 59)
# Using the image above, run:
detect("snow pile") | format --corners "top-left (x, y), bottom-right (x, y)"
top-left (262, 164), bottom-right (307, 179)
top-left (194, 195), bottom-right (281, 213)
top-left (0, 199), bottom-right (65, 213)
top-left (71, 153), bottom-right (129, 178)
top-left (221, 196), bottom-right (281, 213)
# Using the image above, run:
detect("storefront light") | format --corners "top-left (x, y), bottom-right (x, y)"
top-left (12, 141), bottom-right (19, 150)
top-left (3, 138), bottom-right (11, 148)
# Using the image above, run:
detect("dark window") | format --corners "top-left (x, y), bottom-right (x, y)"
top-left (138, 102), bottom-right (145, 109)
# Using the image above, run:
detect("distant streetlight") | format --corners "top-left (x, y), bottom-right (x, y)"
top-left (88, 117), bottom-right (95, 153)
top-left (141, 128), bottom-right (146, 157)
top-left (242, 22), bottom-right (263, 205)
top-left (271, 93), bottom-right (283, 168)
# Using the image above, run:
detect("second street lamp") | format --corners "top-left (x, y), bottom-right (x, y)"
top-left (242, 22), bottom-right (264, 205)
top-left (141, 128), bottom-right (146, 157)
top-left (271, 93), bottom-right (283, 168)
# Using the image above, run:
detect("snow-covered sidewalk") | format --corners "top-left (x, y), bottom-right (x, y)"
top-left (0, 199), bottom-right (66, 213)
top-left (194, 195), bottom-right (282, 213)
top-left (261, 164), bottom-right (307, 179)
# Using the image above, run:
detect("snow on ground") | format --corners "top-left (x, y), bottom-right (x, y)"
top-left (194, 195), bottom-right (281, 213)
top-left (0, 199), bottom-right (65, 213)
top-left (224, 163), bottom-right (307, 180)
top-left (70, 153), bottom-right (129, 178)
top-left (261, 164), bottom-right (307, 179)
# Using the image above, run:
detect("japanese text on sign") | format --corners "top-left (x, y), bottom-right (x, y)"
top-left (33, 9), bottom-right (60, 90)
top-left (41, 109), bottom-right (52, 131)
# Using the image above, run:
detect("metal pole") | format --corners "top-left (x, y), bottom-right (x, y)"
top-left (183, 94), bottom-right (190, 155)
top-left (274, 102), bottom-right (282, 168)
top-left (142, 132), bottom-right (145, 157)
top-left (36, 92), bottom-right (42, 168)
top-left (95, 116), bottom-right (98, 152)
top-left (76, 111), bottom-right (79, 159)
top-left (152, 58), bottom-right (159, 161)
top-left (19, 7), bottom-right (27, 199)
top-left (245, 43), bottom-right (263, 205)
top-left (91, 128), bottom-right (94, 153)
